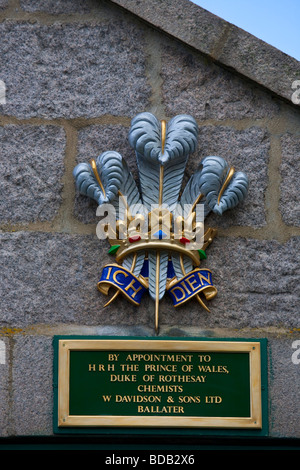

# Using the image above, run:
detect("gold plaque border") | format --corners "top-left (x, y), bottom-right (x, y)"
top-left (57, 339), bottom-right (262, 429)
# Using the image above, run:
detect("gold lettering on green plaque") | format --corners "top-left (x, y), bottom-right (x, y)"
top-left (57, 339), bottom-right (262, 429)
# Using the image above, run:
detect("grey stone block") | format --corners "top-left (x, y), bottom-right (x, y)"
top-left (217, 25), bottom-right (300, 105)
top-left (1, 232), bottom-right (299, 331)
top-left (0, 232), bottom-right (98, 326)
top-left (156, 236), bottom-right (299, 330)
top-left (0, 231), bottom-right (151, 327)
top-left (0, 337), bottom-right (10, 437)
top-left (110, 0), bottom-right (227, 57)
top-left (110, 0), bottom-right (300, 107)
top-left (280, 133), bottom-right (300, 227)
top-left (161, 43), bottom-right (280, 120)
top-left (0, 0), bottom-right (8, 9)
top-left (0, 21), bottom-right (150, 119)
top-left (268, 336), bottom-right (300, 437)
top-left (12, 335), bottom-right (53, 435)
top-left (20, 0), bottom-right (95, 14)
top-left (185, 236), bottom-right (300, 329)
top-left (0, 125), bottom-right (66, 223)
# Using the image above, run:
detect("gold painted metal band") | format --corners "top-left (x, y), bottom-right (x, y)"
top-left (161, 119), bottom-right (166, 155)
top-left (155, 251), bottom-right (160, 334)
top-left (90, 158), bottom-right (106, 197)
top-left (115, 239), bottom-right (201, 266)
top-left (217, 166), bottom-right (235, 205)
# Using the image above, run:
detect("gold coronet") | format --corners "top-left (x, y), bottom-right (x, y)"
top-left (108, 227), bottom-right (217, 265)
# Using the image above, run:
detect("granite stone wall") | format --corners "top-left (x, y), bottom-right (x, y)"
top-left (0, 0), bottom-right (299, 439)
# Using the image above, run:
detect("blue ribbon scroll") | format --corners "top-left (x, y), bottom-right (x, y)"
top-left (98, 264), bottom-right (148, 305)
top-left (167, 268), bottom-right (217, 307)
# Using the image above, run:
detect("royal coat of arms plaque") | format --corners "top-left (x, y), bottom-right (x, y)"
top-left (73, 113), bottom-right (248, 332)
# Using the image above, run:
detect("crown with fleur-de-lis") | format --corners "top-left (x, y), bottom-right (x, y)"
top-left (73, 112), bottom-right (248, 333)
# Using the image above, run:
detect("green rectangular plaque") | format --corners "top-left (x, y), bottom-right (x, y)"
top-left (54, 337), bottom-right (265, 430)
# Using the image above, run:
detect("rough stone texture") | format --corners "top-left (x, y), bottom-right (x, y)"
top-left (0, 231), bottom-right (152, 327)
top-left (0, 232), bottom-right (102, 326)
top-left (0, 125), bottom-right (66, 223)
top-left (194, 236), bottom-right (300, 329)
top-left (12, 335), bottom-right (53, 435)
top-left (161, 43), bottom-right (280, 120)
top-left (185, 126), bottom-right (270, 228)
top-left (0, 0), bottom-right (8, 9)
top-left (0, 337), bottom-right (10, 436)
top-left (74, 123), bottom-right (137, 224)
top-left (269, 337), bottom-right (300, 437)
top-left (156, 236), bottom-right (300, 330)
top-left (110, 0), bottom-right (300, 107)
top-left (280, 133), bottom-right (300, 227)
top-left (20, 0), bottom-right (96, 13)
top-left (217, 24), bottom-right (300, 105)
top-left (110, 0), bottom-right (227, 58)
top-left (1, 232), bottom-right (299, 331)
top-left (0, 21), bottom-right (151, 119)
